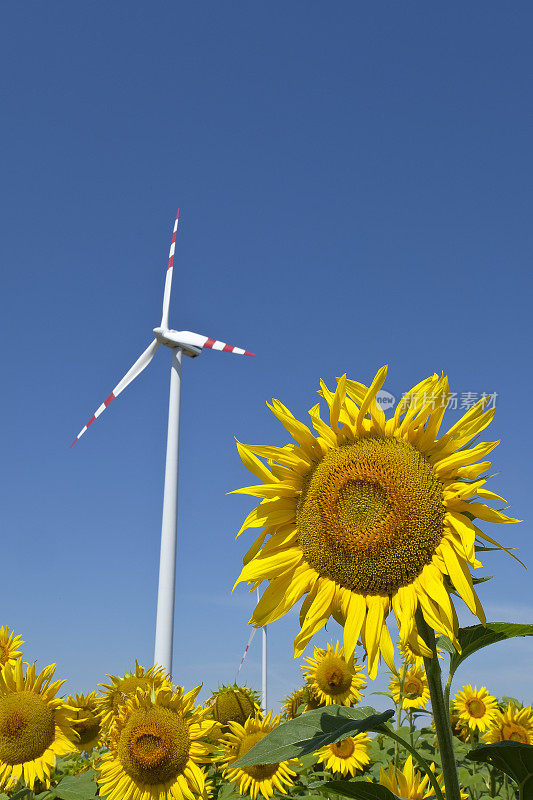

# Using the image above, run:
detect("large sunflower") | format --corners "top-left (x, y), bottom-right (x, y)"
top-left (217, 712), bottom-right (298, 800)
top-left (96, 684), bottom-right (215, 800)
top-left (302, 640), bottom-right (366, 706)
top-left (315, 733), bottom-right (371, 776)
top-left (0, 627), bottom-right (24, 671)
top-left (453, 685), bottom-right (498, 733)
top-left (0, 660), bottom-right (77, 791)
top-left (389, 665), bottom-right (430, 711)
top-left (67, 691), bottom-right (102, 753)
top-left (232, 367), bottom-right (520, 677)
top-left (97, 660), bottom-right (170, 731)
top-left (484, 703), bottom-right (533, 744)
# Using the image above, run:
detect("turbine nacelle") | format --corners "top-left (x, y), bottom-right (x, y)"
top-left (153, 327), bottom-right (202, 358)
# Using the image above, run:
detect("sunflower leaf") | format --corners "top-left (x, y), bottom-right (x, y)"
top-left (50, 771), bottom-right (99, 800)
top-left (3, 792), bottom-right (32, 800)
top-left (500, 696), bottom-right (523, 708)
top-left (471, 575), bottom-right (494, 585)
top-left (437, 622), bottom-right (533, 682)
top-left (232, 706), bottom-right (394, 766)
top-left (467, 742), bottom-right (533, 795)
top-left (321, 780), bottom-right (401, 799)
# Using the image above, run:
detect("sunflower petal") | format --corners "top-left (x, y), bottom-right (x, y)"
top-left (235, 440), bottom-right (276, 483)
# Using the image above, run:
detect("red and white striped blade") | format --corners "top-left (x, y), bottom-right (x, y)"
top-left (160, 210), bottom-right (179, 329)
top-left (70, 339), bottom-right (160, 447)
top-left (175, 330), bottom-right (254, 356)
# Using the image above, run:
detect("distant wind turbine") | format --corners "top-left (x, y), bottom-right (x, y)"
top-left (70, 211), bottom-right (254, 676)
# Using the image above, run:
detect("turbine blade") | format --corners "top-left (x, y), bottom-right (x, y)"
top-left (175, 330), bottom-right (254, 356)
top-left (70, 339), bottom-right (160, 447)
top-left (160, 210), bottom-right (179, 328)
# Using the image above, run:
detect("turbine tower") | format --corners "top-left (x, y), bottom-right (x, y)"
top-left (70, 211), bottom-right (254, 676)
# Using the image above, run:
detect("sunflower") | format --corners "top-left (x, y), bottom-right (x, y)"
top-left (282, 688), bottom-right (306, 719)
top-left (484, 703), bottom-right (533, 745)
top-left (97, 660), bottom-right (170, 731)
top-left (315, 733), bottom-right (371, 776)
top-left (67, 692), bottom-right (102, 752)
top-left (379, 755), bottom-right (463, 800)
top-left (302, 640), bottom-right (365, 706)
top-left (301, 684), bottom-right (325, 711)
top-left (453, 685), bottom-right (499, 733)
top-left (205, 685), bottom-right (261, 727)
top-left (96, 684), bottom-right (215, 800)
top-left (0, 627), bottom-right (24, 671)
top-left (389, 665), bottom-right (430, 711)
top-left (217, 712), bottom-right (298, 800)
top-left (449, 707), bottom-right (470, 743)
top-left (282, 685), bottom-right (324, 718)
top-left (232, 367), bottom-right (520, 677)
top-left (0, 660), bottom-right (77, 791)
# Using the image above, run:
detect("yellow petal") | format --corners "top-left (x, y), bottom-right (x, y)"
top-left (438, 538), bottom-right (482, 618)
top-left (246, 443), bottom-right (312, 471)
top-left (446, 511), bottom-right (477, 563)
top-left (330, 374), bottom-right (347, 432)
top-left (379, 624), bottom-right (397, 674)
top-left (308, 403), bottom-right (338, 446)
top-left (434, 441), bottom-right (500, 476)
top-left (465, 501), bottom-right (520, 524)
top-left (230, 482), bottom-right (299, 499)
top-left (235, 440), bottom-right (275, 483)
top-left (267, 399), bottom-right (322, 460)
top-left (236, 499), bottom-right (295, 537)
top-left (476, 488), bottom-right (508, 504)
top-left (362, 595), bottom-right (388, 679)
top-left (355, 366), bottom-right (387, 434)
top-left (294, 580), bottom-right (336, 656)
top-left (341, 591), bottom-right (367, 658)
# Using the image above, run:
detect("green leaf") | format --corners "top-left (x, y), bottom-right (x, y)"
top-left (500, 696), bottom-right (523, 709)
top-left (294, 753), bottom-right (319, 771)
top-left (52, 770), bottom-right (98, 800)
top-left (299, 795), bottom-right (327, 800)
top-left (217, 781), bottom-right (241, 800)
top-left (233, 706), bottom-right (394, 766)
top-left (467, 742), bottom-right (533, 796)
top-left (437, 622), bottom-right (533, 681)
top-left (321, 780), bottom-right (401, 799)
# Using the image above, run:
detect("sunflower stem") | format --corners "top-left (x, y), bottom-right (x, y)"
top-left (489, 766), bottom-right (496, 797)
top-left (381, 726), bottom-right (445, 800)
top-left (471, 730), bottom-right (479, 800)
top-left (415, 607), bottom-right (461, 800)
top-left (444, 668), bottom-right (453, 711)
top-left (395, 667), bottom-right (406, 768)
top-left (408, 708), bottom-right (414, 748)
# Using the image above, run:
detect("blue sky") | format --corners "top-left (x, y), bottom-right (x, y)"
top-left (1, 2), bottom-right (532, 712)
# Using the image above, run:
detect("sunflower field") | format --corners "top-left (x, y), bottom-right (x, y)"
top-left (2, 368), bottom-right (533, 800)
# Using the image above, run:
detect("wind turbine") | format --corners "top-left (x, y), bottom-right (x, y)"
top-left (70, 210), bottom-right (254, 676)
